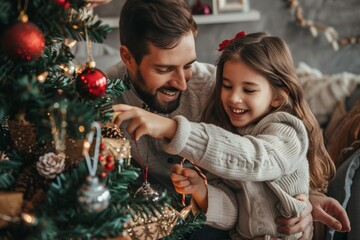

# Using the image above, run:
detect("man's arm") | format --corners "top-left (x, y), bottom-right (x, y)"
top-left (276, 193), bottom-right (351, 239)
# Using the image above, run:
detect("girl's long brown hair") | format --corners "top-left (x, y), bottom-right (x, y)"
top-left (202, 32), bottom-right (335, 192)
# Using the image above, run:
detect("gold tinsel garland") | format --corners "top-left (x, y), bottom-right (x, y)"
top-left (287, 0), bottom-right (359, 50)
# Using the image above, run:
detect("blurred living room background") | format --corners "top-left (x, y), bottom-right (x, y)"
top-left (82, 0), bottom-right (360, 74)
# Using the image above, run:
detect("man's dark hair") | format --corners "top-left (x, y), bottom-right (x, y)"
top-left (120, 0), bottom-right (197, 63)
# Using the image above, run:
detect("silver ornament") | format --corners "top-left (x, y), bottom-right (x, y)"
top-left (134, 181), bottom-right (160, 202)
top-left (78, 176), bottom-right (110, 213)
top-left (59, 62), bottom-right (76, 76)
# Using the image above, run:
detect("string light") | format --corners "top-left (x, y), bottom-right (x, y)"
top-left (286, 0), bottom-right (358, 50)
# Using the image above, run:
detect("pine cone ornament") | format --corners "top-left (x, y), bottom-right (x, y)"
top-left (101, 125), bottom-right (124, 139)
top-left (36, 152), bottom-right (65, 179)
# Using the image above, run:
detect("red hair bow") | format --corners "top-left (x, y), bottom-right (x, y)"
top-left (217, 31), bottom-right (246, 51)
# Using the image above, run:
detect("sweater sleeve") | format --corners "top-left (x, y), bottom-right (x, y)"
top-left (191, 174), bottom-right (238, 230)
top-left (162, 112), bottom-right (308, 182)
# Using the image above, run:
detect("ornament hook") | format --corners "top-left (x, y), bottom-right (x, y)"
top-left (83, 121), bottom-right (102, 176)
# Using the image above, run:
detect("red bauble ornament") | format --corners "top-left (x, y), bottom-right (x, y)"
top-left (1, 22), bottom-right (45, 61)
top-left (76, 67), bottom-right (107, 99)
top-left (53, 0), bottom-right (71, 9)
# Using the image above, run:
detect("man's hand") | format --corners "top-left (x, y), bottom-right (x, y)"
top-left (275, 194), bottom-right (314, 240)
top-left (310, 193), bottom-right (351, 232)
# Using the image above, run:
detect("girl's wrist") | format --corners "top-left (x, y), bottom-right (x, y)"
top-left (193, 186), bottom-right (208, 211)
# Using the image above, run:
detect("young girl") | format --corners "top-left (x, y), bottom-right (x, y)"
top-left (113, 32), bottom-right (336, 239)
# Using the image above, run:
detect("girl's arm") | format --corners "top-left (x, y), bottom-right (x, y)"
top-left (113, 106), bottom-right (308, 182)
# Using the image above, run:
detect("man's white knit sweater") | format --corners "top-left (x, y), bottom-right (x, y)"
top-left (162, 112), bottom-right (310, 239)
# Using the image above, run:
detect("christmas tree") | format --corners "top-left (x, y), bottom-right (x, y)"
top-left (0, 0), bottom-right (204, 239)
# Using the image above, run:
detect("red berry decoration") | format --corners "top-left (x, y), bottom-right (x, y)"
top-left (53, 0), bottom-right (70, 9)
top-left (76, 67), bottom-right (107, 99)
top-left (98, 155), bottom-right (105, 162)
top-left (106, 155), bottom-right (114, 163)
top-left (99, 143), bottom-right (106, 151)
top-left (100, 172), bottom-right (107, 179)
top-left (1, 21), bottom-right (45, 61)
top-left (104, 162), bottom-right (114, 172)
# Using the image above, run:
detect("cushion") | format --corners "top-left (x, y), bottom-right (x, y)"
top-left (296, 62), bottom-right (360, 126)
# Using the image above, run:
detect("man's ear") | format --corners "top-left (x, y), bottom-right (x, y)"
top-left (120, 45), bottom-right (134, 69)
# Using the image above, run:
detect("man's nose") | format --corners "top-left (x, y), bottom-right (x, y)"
top-left (171, 70), bottom-right (187, 91)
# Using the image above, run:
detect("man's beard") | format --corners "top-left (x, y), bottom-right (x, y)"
top-left (132, 69), bottom-right (182, 114)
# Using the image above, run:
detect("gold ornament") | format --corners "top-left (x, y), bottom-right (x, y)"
top-left (124, 205), bottom-right (179, 240)
top-left (0, 192), bottom-right (23, 228)
top-left (101, 137), bottom-right (132, 172)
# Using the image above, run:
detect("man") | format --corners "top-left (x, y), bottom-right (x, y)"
top-left (107, 0), bottom-right (350, 238)
top-left (107, 0), bottom-right (215, 191)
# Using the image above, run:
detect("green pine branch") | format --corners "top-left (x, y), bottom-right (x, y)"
top-left (0, 1), bottom-right (11, 26)
top-left (0, 152), bottom-right (26, 189)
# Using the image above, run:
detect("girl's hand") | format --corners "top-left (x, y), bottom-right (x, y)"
top-left (170, 164), bottom-right (208, 210)
top-left (112, 104), bottom-right (177, 141)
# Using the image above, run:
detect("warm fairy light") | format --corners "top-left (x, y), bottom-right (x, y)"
top-left (67, 40), bottom-right (77, 48)
top-left (83, 140), bottom-right (90, 149)
top-left (79, 125), bottom-right (85, 132)
top-left (37, 71), bottom-right (48, 83)
top-left (21, 213), bottom-right (37, 225)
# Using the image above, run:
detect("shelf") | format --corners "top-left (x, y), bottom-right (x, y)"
top-left (194, 10), bottom-right (260, 25)
top-left (100, 10), bottom-right (260, 28)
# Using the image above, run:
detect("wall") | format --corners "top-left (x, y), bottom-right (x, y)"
top-left (93, 0), bottom-right (360, 74)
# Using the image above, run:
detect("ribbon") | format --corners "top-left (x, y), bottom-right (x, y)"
top-left (218, 31), bottom-right (246, 51)
top-left (180, 158), bottom-right (207, 206)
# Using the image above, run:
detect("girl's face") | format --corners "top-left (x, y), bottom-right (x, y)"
top-left (221, 59), bottom-right (279, 128)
